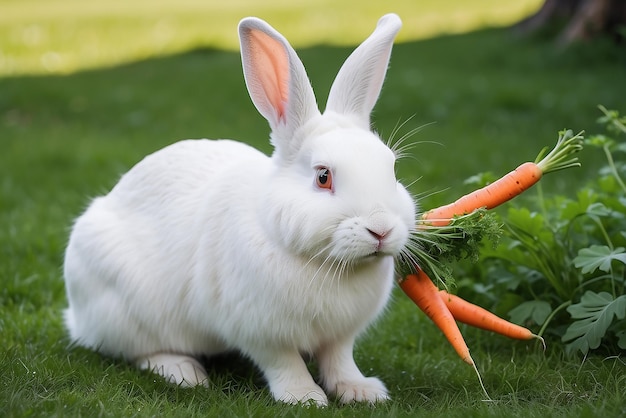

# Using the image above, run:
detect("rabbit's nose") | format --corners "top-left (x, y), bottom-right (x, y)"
top-left (366, 228), bottom-right (387, 241)
top-left (367, 227), bottom-right (392, 252)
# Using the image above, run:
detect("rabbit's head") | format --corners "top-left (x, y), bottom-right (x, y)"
top-left (239, 14), bottom-right (416, 268)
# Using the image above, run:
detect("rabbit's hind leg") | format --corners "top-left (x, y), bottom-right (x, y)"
top-left (136, 353), bottom-right (209, 388)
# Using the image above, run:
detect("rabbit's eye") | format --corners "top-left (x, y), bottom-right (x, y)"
top-left (316, 167), bottom-right (333, 190)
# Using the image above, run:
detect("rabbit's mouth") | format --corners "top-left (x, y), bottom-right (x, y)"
top-left (364, 248), bottom-right (397, 259)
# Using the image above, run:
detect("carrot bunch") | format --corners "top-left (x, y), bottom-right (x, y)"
top-left (398, 129), bottom-right (583, 396)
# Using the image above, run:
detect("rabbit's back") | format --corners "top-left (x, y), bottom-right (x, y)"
top-left (110, 139), bottom-right (264, 208)
top-left (63, 139), bottom-right (267, 357)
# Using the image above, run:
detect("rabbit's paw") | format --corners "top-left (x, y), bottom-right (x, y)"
top-left (136, 353), bottom-right (209, 388)
top-left (273, 384), bottom-right (328, 407)
top-left (332, 377), bottom-right (389, 404)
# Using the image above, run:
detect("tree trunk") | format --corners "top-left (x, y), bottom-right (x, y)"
top-left (514, 0), bottom-right (626, 46)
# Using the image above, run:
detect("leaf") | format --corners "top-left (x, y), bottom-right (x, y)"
top-left (585, 134), bottom-right (613, 148)
top-left (585, 202), bottom-right (613, 218)
top-left (574, 245), bottom-right (626, 274)
top-left (508, 300), bottom-right (552, 326)
top-left (562, 291), bottom-right (626, 355)
top-left (463, 171), bottom-right (496, 188)
top-left (505, 207), bottom-right (554, 249)
top-left (506, 207), bottom-right (544, 237)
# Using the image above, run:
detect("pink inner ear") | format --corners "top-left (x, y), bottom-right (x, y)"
top-left (249, 29), bottom-right (289, 121)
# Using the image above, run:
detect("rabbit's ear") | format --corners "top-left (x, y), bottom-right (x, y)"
top-left (325, 14), bottom-right (402, 129)
top-left (239, 18), bottom-right (320, 161)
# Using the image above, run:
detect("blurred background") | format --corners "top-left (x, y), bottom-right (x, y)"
top-left (2, 0), bottom-right (624, 207)
top-left (1, 1), bottom-right (546, 74)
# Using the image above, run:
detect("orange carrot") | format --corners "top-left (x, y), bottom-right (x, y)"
top-left (439, 290), bottom-right (545, 348)
top-left (420, 129), bottom-right (583, 227)
top-left (400, 270), bottom-right (492, 399)
top-left (399, 270), bottom-right (474, 366)
top-left (422, 162), bottom-right (541, 227)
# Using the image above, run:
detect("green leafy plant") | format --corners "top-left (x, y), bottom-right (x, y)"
top-left (469, 106), bottom-right (626, 356)
top-left (562, 290), bottom-right (626, 355)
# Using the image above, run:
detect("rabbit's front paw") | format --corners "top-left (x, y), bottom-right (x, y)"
top-left (273, 383), bottom-right (328, 407)
top-left (332, 376), bottom-right (389, 404)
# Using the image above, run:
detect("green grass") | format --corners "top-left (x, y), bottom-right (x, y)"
top-left (2, 1), bottom-right (626, 416)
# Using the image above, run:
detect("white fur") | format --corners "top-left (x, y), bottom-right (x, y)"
top-left (63, 14), bottom-right (414, 406)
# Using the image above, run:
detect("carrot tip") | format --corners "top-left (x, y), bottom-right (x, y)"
top-left (469, 356), bottom-right (492, 401)
top-left (533, 334), bottom-right (547, 351)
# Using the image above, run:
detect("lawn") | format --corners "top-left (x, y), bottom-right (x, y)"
top-left (2, 1), bottom-right (626, 416)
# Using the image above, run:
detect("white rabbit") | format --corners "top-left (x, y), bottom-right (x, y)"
top-left (63, 13), bottom-right (415, 406)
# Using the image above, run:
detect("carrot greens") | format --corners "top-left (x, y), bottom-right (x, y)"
top-left (399, 209), bottom-right (501, 286)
